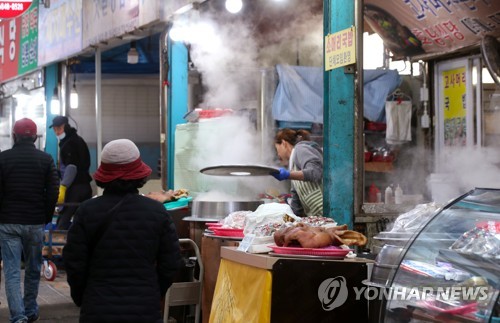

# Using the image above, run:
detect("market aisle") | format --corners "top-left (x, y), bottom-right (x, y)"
top-left (0, 267), bottom-right (80, 322)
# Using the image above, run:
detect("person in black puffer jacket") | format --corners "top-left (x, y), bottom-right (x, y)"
top-left (49, 115), bottom-right (93, 230)
top-left (63, 139), bottom-right (182, 323)
top-left (0, 118), bottom-right (59, 323)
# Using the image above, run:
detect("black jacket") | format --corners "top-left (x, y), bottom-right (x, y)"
top-left (59, 127), bottom-right (92, 185)
top-left (63, 191), bottom-right (182, 323)
top-left (0, 140), bottom-right (59, 224)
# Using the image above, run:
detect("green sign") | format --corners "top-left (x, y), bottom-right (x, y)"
top-left (18, 0), bottom-right (38, 74)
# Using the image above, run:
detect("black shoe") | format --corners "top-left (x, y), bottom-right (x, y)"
top-left (27, 314), bottom-right (39, 322)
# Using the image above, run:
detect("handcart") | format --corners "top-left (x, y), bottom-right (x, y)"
top-left (163, 238), bottom-right (203, 323)
top-left (41, 202), bottom-right (79, 281)
top-left (42, 228), bottom-right (67, 281)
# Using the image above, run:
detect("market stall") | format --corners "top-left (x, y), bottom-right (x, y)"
top-left (199, 202), bottom-right (372, 322)
top-left (210, 247), bottom-right (373, 322)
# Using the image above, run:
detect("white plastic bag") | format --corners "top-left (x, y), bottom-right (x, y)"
top-left (243, 203), bottom-right (300, 236)
top-left (390, 203), bottom-right (441, 232)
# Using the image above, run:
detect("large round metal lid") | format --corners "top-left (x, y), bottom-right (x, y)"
top-left (481, 35), bottom-right (500, 86)
top-left (199, 164), bottom-right (280, 176)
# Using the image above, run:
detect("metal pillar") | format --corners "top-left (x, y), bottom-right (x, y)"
top-left (95, 47), bottom-right (102, 168)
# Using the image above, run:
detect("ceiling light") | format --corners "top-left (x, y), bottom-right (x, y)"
top-left (70, 74), bottom-right (78, 109)
top-left (50, 87), bottom-right (60, 115)
top-left (127, 41), bottom-right (139, 64)
top-left (225, 0), bottom-right (243, 14)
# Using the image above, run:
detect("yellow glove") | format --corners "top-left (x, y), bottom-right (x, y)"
top-left (57, 185), bottom-right (67, 205)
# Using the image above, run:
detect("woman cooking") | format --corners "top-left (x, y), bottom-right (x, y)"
top-left (271, 128), bottom-right (323, 217)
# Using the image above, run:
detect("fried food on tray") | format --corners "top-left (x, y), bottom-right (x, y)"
top-left (173, 188), bottom-right (189, 199)
top-left (145, 188), bottom-right (189, 203)
top-left (145, 190), bottom-right (175, 203)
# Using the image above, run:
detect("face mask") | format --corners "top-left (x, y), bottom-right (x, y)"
top-left (57, 132), bottom-right (66, 141)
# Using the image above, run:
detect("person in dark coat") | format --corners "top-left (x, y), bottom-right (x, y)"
top-left (0, 118), bottom-right (59, 323)
top-left (63, 139), bottom-right (182, 323)
top-left (49, 115), bottom-right (93, 230)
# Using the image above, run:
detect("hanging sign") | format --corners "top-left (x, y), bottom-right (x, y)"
top-left (325, 26), bottom-right (356, 71)
top-left (0, 0), bottom-right (33, 19)
top-left (364, 0), bottom-right (500, 59)
top-left (442, 66), bottom-right (467, 147)
top-left (0, 0), bottom-right (37, 83)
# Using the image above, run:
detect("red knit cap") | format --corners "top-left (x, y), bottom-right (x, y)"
top-left (93, 139), bottom-right (152, 183)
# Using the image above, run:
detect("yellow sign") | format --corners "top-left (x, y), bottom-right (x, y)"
top-left (325, 26), bottom-right (356, 71)
top-left (442, 67), bottom-right (466, 146)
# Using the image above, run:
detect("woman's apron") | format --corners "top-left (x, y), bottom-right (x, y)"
top-left (289, 148), bottom-right (323, 217)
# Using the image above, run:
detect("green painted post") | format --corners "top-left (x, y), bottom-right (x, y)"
top-left (323, 0), bottom-right (356, 228)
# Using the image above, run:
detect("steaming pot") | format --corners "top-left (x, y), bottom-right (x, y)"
top-left (190, 200), bottom-right (263, 221)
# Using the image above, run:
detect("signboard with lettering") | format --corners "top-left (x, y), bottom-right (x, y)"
top-left (325, 26), bottom-right (356, 71)
top-left (18, 0), bottom-right (37, 73)
top-left (38, 0), bottom-right (83, 66)
top-left (0, 0), bottom-right (33, 19)
top-left (0, 0), bottom-right (37, 82)
top-left (442, 67), bottom-right (467, 147)
top-left (82, 0), bottom-right (140, 47)
top-left (364, 0), bottom-right (500, 59)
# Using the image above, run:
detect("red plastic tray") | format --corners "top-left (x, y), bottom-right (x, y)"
top-left (206, 223), bottom-right (224, 229)
top-left (420, 300), bottom-right (477, 315)
top-left (268, 245), bottom-right (352, 257)
top-left (212, 228), bottom-right (244, 237)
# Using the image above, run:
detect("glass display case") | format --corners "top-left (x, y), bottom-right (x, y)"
top-left (383, 188), bottom-right (500, 322)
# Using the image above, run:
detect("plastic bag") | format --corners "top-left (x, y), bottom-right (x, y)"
top-left (390, 203), bottom-right (441, 232)
top-left (243, 203), bottom-right (300, 236)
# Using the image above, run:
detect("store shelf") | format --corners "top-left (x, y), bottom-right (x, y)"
top-left (437, 249), bottom-right (500, 274)
top-left (365, 161), bottom-right (394, 173)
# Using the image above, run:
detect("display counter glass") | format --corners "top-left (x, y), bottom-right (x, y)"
top-left (383, 188), bottom-right (500, 322)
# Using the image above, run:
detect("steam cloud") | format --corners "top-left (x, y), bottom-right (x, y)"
top-left (429, 146), bottom-right (500, 203)
top-left (172, 1), bottom-right (322, 200)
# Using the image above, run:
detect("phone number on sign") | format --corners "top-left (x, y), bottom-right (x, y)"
top-left (0, 3), bottom-right (25, 11)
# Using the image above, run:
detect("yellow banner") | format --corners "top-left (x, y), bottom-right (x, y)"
top-left (325, 26), bottom-right (356, 71)
top-left (210, 259), bottom-right (272, 323)
top-left (442, 67), bottom-right (467, 146)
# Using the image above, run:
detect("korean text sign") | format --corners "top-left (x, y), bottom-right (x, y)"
top-left (325, 26), bottom-right (356, 71)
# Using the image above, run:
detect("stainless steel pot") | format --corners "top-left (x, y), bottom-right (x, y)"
top-left (189, 200), bottom-right (263, 221)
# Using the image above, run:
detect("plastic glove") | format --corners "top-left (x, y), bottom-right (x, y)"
top-left (57, 185), bottom-right (67, 205)
top-left (271, 168), bottom-right (290, 181)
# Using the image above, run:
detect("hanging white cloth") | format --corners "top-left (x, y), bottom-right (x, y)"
top-left (385, 100), bottom-right (412, 144)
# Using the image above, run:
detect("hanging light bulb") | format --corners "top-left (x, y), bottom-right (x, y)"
top-left (50, 87), bottom-right (60, 115)
top-left (127, 41), bottom-right (139, 64)
top-left (225, 0), bottom-right (243, 14)
top-left (70, 74), bottom-right (79, 109)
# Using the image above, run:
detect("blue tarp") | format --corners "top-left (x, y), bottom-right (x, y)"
top-left (364, 69), bottom-right (401, 122)
top-left (272, 64), bottom-right (324, 124)
top-left (272, 65), bottom-right (401, 124)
